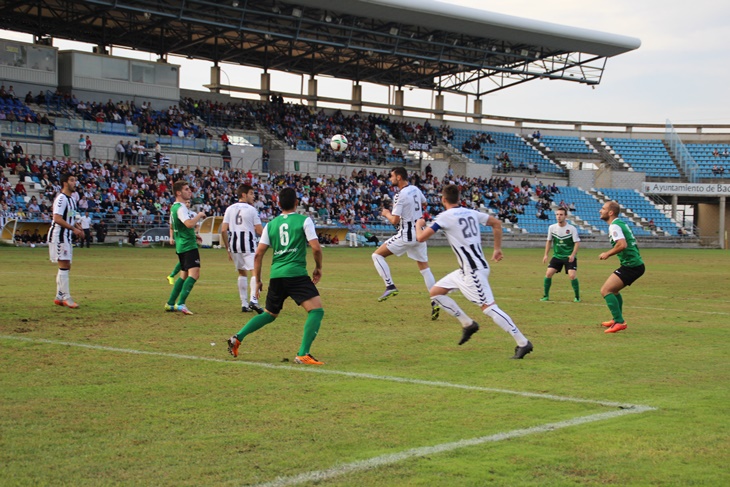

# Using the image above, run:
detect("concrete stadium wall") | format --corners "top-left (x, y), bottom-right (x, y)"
top-left (697, 201), bottom-right (730, 247)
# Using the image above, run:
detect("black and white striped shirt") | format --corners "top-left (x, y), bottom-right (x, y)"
top-left (48, 193), bottom-right (77, 244)
top-left (430, 207), bottom-right (491, 272)
top-left (222, 202), bottom-right (262, 254)
top-left (392, 184), bottom-right (426, 243)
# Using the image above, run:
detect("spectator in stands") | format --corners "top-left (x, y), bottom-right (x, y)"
top-left (25, 91), bottom-right (33, 104)
top-left (537, 208), bottom-right (549, 220)
top-left (78, 134), bottom-right (86, 160)
top-left (125, 141), bottom-right (134, 164)
top-left (712, 148), bottom-right (720, 157)
top-left (115, 141), bottom-right (125, 164)
top-left (712, 164), bottom-right (722, 175)
top-left (648, 219), bottom-right (656, 231)
top-left (84, 136), bottom-right (92, 162)
top-left (137, 141), bottom-right (147, 164)
top-left (221, 145), bottom-right (231, 170)
top-left (15, 180), bottom-right (27, 196)
top-left (79, 212), bottom-right (92, 247)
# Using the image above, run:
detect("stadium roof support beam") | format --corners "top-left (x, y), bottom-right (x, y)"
top-left (0, 0), bottom-right (640, 97)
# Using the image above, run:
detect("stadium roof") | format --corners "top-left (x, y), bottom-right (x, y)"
top-left (0, 0), bottom-right (640, 96)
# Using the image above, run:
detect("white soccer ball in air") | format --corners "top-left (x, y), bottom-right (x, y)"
top-left (330, 134), bottom-right (348, 152)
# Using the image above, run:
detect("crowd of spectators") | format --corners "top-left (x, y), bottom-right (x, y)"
top-left (2, 136), bottom-right (563, 242)
top-left (0, 85), bottom-right (43, 124)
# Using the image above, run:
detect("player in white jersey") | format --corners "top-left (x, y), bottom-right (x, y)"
top-left (416, 184), bottom-right (533, 359)
top-left (371, 167), bottom-right (440, 319)
top-left (48, 173), bottom-right (85, 308)
top-left (221, 184), bottom-right (264, 313)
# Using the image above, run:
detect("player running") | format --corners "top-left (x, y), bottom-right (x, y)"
top-left (416, 184), bottom-right (533, 359)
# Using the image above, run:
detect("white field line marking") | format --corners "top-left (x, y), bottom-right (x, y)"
top-left (1, 335), bottom-right (657, 487)
top-left (251, 406), bottom-right (655, 487)
top-left (2, 335), bottom-right (646, 409)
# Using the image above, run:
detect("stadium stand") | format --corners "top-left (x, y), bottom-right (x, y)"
top-left (684, 143), bottom-right (730, 178)
top-left (596, 188), bottom-right (680, 235)
top-left (448, 128), bottom-right (565, 174)
top-left (603, 138), bottom-right (681, 178)
top-left (539, 135), bottom-right (596, 154)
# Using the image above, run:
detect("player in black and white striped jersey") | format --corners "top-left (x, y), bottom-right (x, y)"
top-left (371, 167), bottom-right (440, 319)
top-left (221, 184), bottom-right (264, 313)
top-left (416, 184), bottom-right (533, 359)
top-left (48, 173), bottom-right (85, 308)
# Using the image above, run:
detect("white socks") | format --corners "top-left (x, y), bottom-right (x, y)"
top-left (56, 269), bottom-right (70, 300)
top-left (249, 276), bottom-right (258, 304)
top-left (484, 305), bottom-right (529, 346)
top-left (420, 267), bottom-right (435, 291)
top-left (372, 253), bottom-right (394, 287)
top-left (238, 276), bottom-right (248, 306)
top-left (431, 295), bottom-right (473, 326)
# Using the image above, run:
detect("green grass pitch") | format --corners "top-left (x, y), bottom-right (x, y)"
top-left (1, 246), bottom-right (728, 486)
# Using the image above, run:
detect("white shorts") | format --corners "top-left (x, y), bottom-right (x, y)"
top-left (232, 252), bottom-right (255, 271)
top-left (385, 234), bottom-right (428, 262)
top-left (49, 241), bottom-right (73, 263)
top-left (435, 268), bottom-right (495, 306)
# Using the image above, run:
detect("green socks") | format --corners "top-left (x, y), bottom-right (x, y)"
top-left (571, 278), bottom-right (580, 300)
top-left (233, 308), bottom-right (324, 357)
top-left (616, 292), bottom-right (623, 312)
top-left (167, 278), bottom-right (184, 306)
top-left (543, 277), bottom-right (552, 298)
top-left (176, 277), bottom-right (197, 306)
top-left (298, 308), bottom-right (324, 356)
top-left (236, 312), bottom-right (276, 341)
top-left (169, 262), bottom-right (182, 278)
top-left (604, 293), bottom-right (624, 323)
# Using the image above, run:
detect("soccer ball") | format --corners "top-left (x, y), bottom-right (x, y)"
top-left (330, 134), bottom-right (348, 152)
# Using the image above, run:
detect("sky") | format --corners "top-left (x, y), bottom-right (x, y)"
top-left (1, 0), bottom-right (728, 125)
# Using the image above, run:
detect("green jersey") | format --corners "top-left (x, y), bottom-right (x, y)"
top-left (609, 218), bottom-right (644, 267)
top-left (170, 202), bottom-right (197, 253)
top-left (547, 223), bottom-right (580, 260)
top-left (261, 213), bottom-right (318, 279)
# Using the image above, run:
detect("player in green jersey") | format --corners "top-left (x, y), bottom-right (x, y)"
top-left (227, 187), bottom-right (325, 365)
top-left (165, 180), bottom-right (206, 315)
top-left (541, 208), bottom-right (581, 302)
top-left (598, 201), bottom-right (646, 334)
